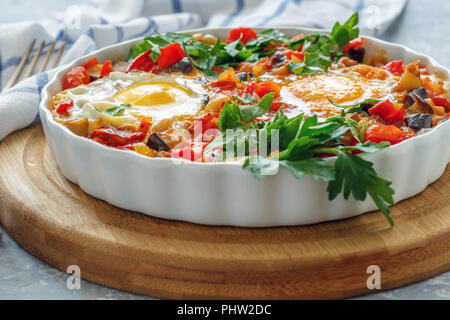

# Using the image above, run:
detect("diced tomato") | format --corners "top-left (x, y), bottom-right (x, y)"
top-left (431, 96), bottom-right (450, 112)
top-left (240, 81), bottom-right (257, 97)
top-left (127, 50), bottom-right (155, 73)
top-left (381, 60), bottom-right (404, 76)
top-left (138, 119), bottom-right (152, 134)
top-left (56, 99), bottom-right (74, 115)
top-left (157, 42), bottom-right (186, 69)
top-left (63, 67), bottom-right (90, 90)
top-left (364, 123), bottom-right (414, 145)
top-left (83, 57), bottom-right (99, 70)
top-left (368, 99), bottom-right (404, 124)
top-left (342, 37), bottom-right (365, 54)
top-left (255, 80), bottom-right (282, 98)
top-left (290, 33), bottom-right (305, 42)
top-left (200, 113), bottom-right (220, 132)
top-left (284, 51), bottom-right (305, 61)
top-left (227, 27), bottom-right (258, 45)
top-left (270, 101), bottom-right (285, 113)
top-left (100, 60), bottom-right (114, 77)
top-left (91, 127), bottom-right (146, 147)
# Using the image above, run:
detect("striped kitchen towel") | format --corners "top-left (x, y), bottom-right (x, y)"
top-left (0, 0), bottom-right (407, 141)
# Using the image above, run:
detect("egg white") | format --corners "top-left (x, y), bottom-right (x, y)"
top-left (60, 72), bottom-right (208, 129)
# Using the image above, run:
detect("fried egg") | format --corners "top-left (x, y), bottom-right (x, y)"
top-left (277, 70), bottom-right (398, 120)
top-left (58, 72), bottom-right (208, 130)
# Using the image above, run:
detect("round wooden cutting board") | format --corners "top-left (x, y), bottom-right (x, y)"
top-left (1, 124), bottom-right (450, 299)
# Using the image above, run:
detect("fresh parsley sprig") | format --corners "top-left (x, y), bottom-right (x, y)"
top-left (286, 12), bottom-right (360, 75)
top-left (206, 95), bottom-right (395, 226)
top-left (130, 12), bottom-right (361, 77)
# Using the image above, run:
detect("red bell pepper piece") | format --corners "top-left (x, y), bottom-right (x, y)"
top-left (431, 96), bottom-right (450, 112)
top-left (157, 42), bottom-right (186, 69)
top-left (227, 27), bottom-right (258, 45)
top-left (91, 127), bottom-right (146, 147)
top-left (56, 99), bottom-right (74, 115)
top-left (342, 37), bottom-right (365, 54)
top-left (83, 57), bottom-right (99, 70)
top-left (100, 60), bottom-right (114, 77)
top-left (138, 119), bottom-right (152, 134)
top-left (381, 60), bottom-right (404, 76)
top-left (284, 51), bottom-right (305, 61)
top-left (210, 80), bottom-right (237, 90)
top-left (364, 123), bottom-right (414, 145)
top-left (368, 99), bottom-right (404, 124)
top-left (127, 50), bottom-right (155, 73)
top-left (255, 80), bottom-right (282, 98)
top-left (63, 67), bottom-right (90, 90)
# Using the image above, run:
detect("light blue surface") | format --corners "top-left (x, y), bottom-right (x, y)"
top-left (1, 0), bottom-right (450, 300)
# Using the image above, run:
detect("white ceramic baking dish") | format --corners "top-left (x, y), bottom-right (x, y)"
top-left (39, 27), bottom-right (450, 227)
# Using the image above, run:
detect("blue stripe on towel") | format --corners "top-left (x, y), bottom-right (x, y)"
top-left (130, 18), bottom-right (157, 39)
top-left (172, 0), bottom-right (182, 13)
top-left (36, 72), bottom-right (48, 98)
top-left (1, 87), bottom-right (37, 96)
top-left (220, 0), bottom-right (245, 27)
top-left (115, 25), bottom-right (125, 43)
top-left (258, 0), bottom-right (289, 26)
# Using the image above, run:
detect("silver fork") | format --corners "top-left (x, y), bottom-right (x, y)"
top-left (2, 39), bottom-right (66, 92)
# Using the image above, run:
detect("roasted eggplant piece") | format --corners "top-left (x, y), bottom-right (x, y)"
top-left (236, 72), bottom-right (254, 82)
top-left (407, 87), bottom-right (434, 114)
top-left (271, 51), bottom-right (287, 66)
top-left (407, 87), bottom-right (428, 103)
top-left (171, 57), bottom-right (193, 74)
top-left (348, 47), bottom-right (365, 63)
top-left (147, 133), bottom-right (170, 151)
top-left (405, 113), bottom-right (432, 130)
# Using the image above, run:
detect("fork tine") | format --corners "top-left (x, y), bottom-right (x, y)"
top-left (52, 42), bottom-right (66, 68)
top-left (23, 40), bottom-right (45, 79)
top-left (2, 39), bottom-right (36, 92)
top-left (38, 41), bottom-right (56, 73)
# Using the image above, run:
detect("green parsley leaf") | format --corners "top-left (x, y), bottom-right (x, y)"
top-left (330, 12), bottom-right (359, 50)
top-left (217, 102), bottom-right (245, 131)
top-left (232, 94), bottom-right (256, 105)
top-left (239, 93), bottom-right (274, 122)
top-left (327, 150), bottom-right (376, 201)
top-left (280, 158), bottom-right (335, 181)
top-left (103, 104), bottom-right (130, 116)
top-left (368, 176), bottom-right (395, 227)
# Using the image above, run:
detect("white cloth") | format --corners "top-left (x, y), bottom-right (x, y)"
top-left (0, 0), bottom-right (407, 140)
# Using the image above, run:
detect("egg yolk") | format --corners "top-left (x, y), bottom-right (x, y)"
top-left (114, 82), bottom-right (192, 106)
top-left (288, 74), bottom-right (364, 104)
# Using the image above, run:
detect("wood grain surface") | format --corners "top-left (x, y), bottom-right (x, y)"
top-left (0, 124), bottom-right (449, 299)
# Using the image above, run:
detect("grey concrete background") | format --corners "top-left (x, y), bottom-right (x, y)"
top-left (1, 0), bottom-right (450, 300)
